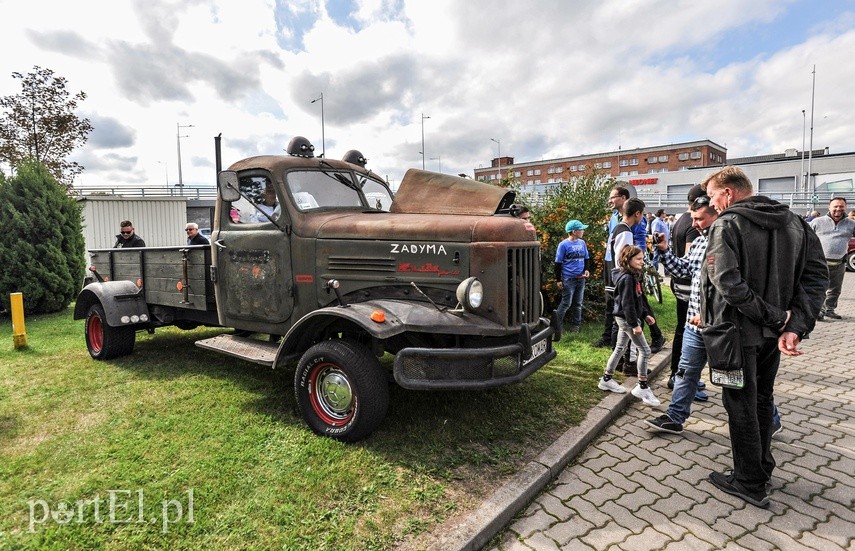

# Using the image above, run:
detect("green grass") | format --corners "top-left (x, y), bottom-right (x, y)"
top-left (0, 291), bottom-right (675, 550)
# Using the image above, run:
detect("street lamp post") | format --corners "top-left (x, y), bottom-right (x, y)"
top-left (421, 113), bottom-right (430, 170)
top-left (177, 122), bottom-right (194, 192)
top-left (311, 93), bottom-right (325, 158)
top-left (491, 138), bottom-right (501, 179)
top-left (157, 160), bottom-right (168, 186)
top-left (807, 65), bottom-right (816, 194)
top-left (801, 109), bottom-right (806, 192)
top-left (430, 156), bottom-right (442, 173)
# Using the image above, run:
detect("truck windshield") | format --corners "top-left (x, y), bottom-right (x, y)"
top-left (287, 170), bottom-right (393, 212)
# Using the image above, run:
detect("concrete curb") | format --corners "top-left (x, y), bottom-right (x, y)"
top-left (428, 349), bottom-right (673, 551)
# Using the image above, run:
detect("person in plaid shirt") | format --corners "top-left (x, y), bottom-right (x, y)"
top-left (644, 195), bottom-right (718, 434)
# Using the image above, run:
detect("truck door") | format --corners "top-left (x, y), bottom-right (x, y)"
top-left (213, 175), bottom-right (294, 328)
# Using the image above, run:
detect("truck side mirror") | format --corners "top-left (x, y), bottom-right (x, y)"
top-left (218, 171), bottom-right (240, 202)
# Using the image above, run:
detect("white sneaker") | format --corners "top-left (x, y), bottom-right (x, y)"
top-left (598, 377), bottom-right (626, 393)
top-left (632, 384), bottom-right (661, 406)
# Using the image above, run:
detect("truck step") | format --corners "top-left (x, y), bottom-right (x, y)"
top-left (195, 334), bottom-right (279, 366)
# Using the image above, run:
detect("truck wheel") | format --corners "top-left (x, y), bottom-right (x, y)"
top-left (295, 340), bottom-right (389, 442)
top-left (85, 303), bottom-right (136, 360)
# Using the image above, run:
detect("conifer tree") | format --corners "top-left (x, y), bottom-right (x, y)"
top-left (0, 160), bottom-right (85, 313)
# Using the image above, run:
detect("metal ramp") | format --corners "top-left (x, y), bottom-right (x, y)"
top-left (195, 334), bottom-right (279, 366)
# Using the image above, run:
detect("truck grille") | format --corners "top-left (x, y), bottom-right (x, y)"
top-left (507, 246), bottom-right (539, 325)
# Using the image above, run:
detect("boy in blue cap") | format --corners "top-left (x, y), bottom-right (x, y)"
top-left (553, 219), bottom-right (591, 340)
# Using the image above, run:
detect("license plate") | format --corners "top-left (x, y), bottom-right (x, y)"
top-left (524, 338), bottom-right (548, 365)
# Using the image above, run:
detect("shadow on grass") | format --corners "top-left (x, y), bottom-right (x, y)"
top-left (101, 326), bottom-right (602, 483)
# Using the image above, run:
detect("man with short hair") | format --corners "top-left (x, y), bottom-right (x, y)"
top-left (185, 222), bottom-right (210, 245)
top-left (645, 194), bottom-right (717, 434)
top-left (701, 166), bottom-right (827, 508)
top-left (593, 186), bottom-right (631, 348)
top-left (665, 185), bottom-right (704, 396)
top-left (809, 197), bottom-right (855, 320)
top-left (114, 220), bottom-right (146, 248)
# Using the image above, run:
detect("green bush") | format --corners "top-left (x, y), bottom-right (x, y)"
top-left (512, 172), bottom-right (616, 318)
top-left (0, 160), bottom-right (85, 313)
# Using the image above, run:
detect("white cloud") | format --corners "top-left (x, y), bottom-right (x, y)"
top-left (1, 0), bottom-right (853, 188)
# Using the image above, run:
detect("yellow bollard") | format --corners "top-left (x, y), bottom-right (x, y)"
top-left (11, 292), bottom-right (28, 349)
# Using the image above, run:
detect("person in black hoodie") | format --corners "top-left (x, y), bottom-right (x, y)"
top-left (597, 244), bottom-right (660, 407)
top-left (114, 220), bottom-right (146, 248)
top-left (701, 166), bottom-right (827, 508)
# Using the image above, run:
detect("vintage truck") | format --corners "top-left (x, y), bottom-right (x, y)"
top-left (75, 136), bottom-right (556, 441)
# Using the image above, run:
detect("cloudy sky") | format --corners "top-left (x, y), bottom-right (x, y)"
top-left (1, 0), bottom-right (854, 190)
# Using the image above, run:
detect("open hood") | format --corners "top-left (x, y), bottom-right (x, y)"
top-left (390, 169), bottom-right (515, 215)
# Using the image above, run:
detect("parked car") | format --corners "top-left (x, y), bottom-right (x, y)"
top-left (847, 236), bottom-right (855, 272)
top-left (200, 227), bottom-right (211, 238)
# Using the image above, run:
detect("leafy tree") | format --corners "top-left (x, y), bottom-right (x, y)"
top-left (0, 160), bottom-right (85, 314)
top-left (0, 66), bottom-right (93, 191)
top-left (512, 171), bottom-right (616, 319)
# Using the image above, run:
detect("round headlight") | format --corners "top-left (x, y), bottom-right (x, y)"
top-left (456, 277), bottom-right (484, 311)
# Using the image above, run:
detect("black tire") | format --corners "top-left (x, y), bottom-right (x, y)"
top-left (85, 303), bottom-right (136, 360)
top-left (846, 252), bottom-right (855, 272)
top-left (295, 339), bottom-right (389, 443)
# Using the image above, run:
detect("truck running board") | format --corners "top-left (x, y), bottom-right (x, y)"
top-left (195, 334), bottom-right (279, 367)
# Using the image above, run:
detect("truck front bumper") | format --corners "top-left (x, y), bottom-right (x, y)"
top-left (392, 318), bottom-right (556, 390)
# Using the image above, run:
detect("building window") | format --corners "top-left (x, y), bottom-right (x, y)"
top-left (527, 180), bottom-right (533, 185)
top-left (658, 155), bottom-right (668, 162)
top-left (619, 159), bottom-right (629, 167)
top-left (578, 164), bottom-right (586, 170)
top-left (619, 171), bottom-right (629, 176)
top-left (534, 179), bottom-right (541, 184)
top-left (514, 171), bottom-right (521, 177)
top-left (526, 169), bottom-right (533, 176)
top-left (555, 166), bottom-right (563, 172)
top-left (630, 170), bottom-right (639, 175)
top-left (533, 169), bottom-right (541, 175)
top-left (594, 162), bottom-right (602, 169)
top-left (569, 165), bottom-right (577, 172)
top-left (647, 156), bottom-right (658, 163)
top-left (690, 151), bottom-right (701, 159)
top-left (678, 153), bottom-right (689, 161)
top-left (659, 168), bottom-right (667, 173)
top-left (630, 158), bottom-right (639, 166)
top-left (648, 169), bottom-right (657, 174)
top-left (602, 161), bottom-right (612, 168)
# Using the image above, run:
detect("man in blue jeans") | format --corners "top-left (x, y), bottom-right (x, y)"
top-left (644, 195), bottom-right (784, 435)
top-left (553, 219), bottom-right (591, 340)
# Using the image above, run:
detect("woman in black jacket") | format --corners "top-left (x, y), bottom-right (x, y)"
top-left (597, 245), bottom-right (660, 406)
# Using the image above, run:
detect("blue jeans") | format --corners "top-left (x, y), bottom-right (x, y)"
top-left (667, 327), bottom-right (706, 424)
top-left (556, 277), bottom-right (586, 327)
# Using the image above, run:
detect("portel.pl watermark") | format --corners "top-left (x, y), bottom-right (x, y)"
top-left (26, 489), bottom-right (194, 534)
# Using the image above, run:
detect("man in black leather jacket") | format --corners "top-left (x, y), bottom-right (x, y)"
top-left (700, 166), bottom-right (827, 508)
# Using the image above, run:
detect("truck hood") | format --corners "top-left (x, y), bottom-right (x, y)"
top-left (390, 169), bottom-right (515, 216)
top-left (299, 210), bottom-right (536, 243)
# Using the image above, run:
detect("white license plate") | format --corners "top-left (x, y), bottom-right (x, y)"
top-left (524, 338), bottom-right (548, 365)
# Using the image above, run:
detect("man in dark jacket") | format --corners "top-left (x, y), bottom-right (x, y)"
top-left (114, 220), bottom-right (146, 248)
top-left (701, 166), bottom-right (827, 508)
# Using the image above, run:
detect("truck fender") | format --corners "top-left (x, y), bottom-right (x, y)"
top-left (73, 281), bottom-right (150, 327)
top-left (277, 302), bottom-right (407, 364)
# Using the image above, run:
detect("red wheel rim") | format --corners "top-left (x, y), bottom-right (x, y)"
top-left (307, 362), bottom-right (355, 427)
top-left (88, 314), bottom-right (103, 354)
